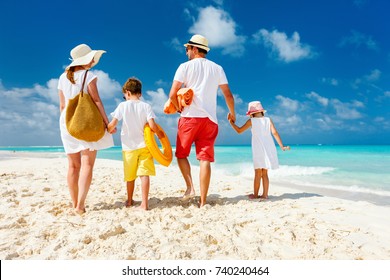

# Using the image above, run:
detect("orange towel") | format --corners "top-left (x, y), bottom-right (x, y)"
top-left (164, 88), bottom-right (194, 114)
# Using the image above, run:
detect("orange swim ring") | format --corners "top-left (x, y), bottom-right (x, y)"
top-left (144, 124), bottom-right (173, 167)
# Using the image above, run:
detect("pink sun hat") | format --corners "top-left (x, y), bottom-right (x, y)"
top-left (246, 101), bottom-right (266, 116)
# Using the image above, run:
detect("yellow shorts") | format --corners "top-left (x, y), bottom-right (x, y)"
top-left (122, 147), bottom-right (155, 182)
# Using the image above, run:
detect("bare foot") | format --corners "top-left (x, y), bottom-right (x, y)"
top-left (248, 194), bottom-right (259, 199)
top-left (125, 200), bottom-right (134, 208)
top-left (180, 192), bottom-right (195, 201)
top-left (75, 208), bottom-right (86, 215)
top-left (259, 195), bottom-right (268, 201)
top-left (198, 200), bottom-right (207, 208)
top-left (136, 205), bottom-right (148, 211)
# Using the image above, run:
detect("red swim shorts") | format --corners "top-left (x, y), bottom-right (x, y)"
top-left (175, 117), bottom-right (218, 162)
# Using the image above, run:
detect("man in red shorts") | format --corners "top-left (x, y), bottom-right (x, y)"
top-left (168, 34), bottom-right (236, 207)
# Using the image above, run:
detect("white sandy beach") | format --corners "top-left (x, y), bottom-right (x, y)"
top-left (0, 151), bottom-right (389, 260)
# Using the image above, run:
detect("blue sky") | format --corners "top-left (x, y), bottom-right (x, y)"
top-left (0, 0), bottom-right (389, 146)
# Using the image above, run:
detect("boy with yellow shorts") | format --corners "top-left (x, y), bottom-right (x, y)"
top-left (108, 77), bottom-right (163, 210)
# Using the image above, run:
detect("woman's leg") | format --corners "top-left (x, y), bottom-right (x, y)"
top-left (76, 149), bottom-right (97, 213)
top-left (66, 152), bottom-right (81, 208)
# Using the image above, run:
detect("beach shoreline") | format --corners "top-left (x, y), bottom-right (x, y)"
top-left (2, 149), bottom-right (389, 206)
top-left (1, 152), bottom-right (389, 260)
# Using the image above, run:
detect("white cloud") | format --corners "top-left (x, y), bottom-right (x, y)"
top-left (144, 88), bottom-right (169, 116)
top-left (267, 92), bottom-right (368, 137)
top-left (232, 93), bottom-right (243, 105)
top-left (339, 30), bottom-right (379, 51)
top-left (275, 95), bottom-right (300, 112)
top-left (306, 91), bottom-right (329, 106)
top-left (142, 88), bottom-right (179, 140)
top-left (0, 70), bottom-right (121, 146)
top-left (284, 115), bottom-right (302, 126)
top-left (304, 90), bottom-right (364, 120)
top-left (0, 81), bottom-right (61, 145)
top-left (330, 99), bottom-right (364, 120)
top-left (33, 78), bottom-right (59, 104)
top-left (321, 77), bottom-right (339, 86)
top-left (155, 79), bottom-right (170, 88)
top-left (364, 69), bottom-right (381, 81)
top-left (188, 6), bottom-right (246, 56)
top-left (217, 89), bottom-right (243, 106)
top-left (374, 117), bottom-right (385, 123)
top-left (92, 70), bottom-right (122, 100)
top-left (353, 69), bottom-right (382, 91)
top-left (212, 0), bottom-right (225, 5)
top-left (351, 100), bottom-right (364, 108)
top-left (253, 29), bottom-right (315, 62)
top-left (169, 37), bottom-right (183, 52)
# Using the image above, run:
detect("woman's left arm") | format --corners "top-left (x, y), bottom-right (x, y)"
top-left (59, 90), bottom-right (65, 113)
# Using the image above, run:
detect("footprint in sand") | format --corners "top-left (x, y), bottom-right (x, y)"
top-left (48, 203), bottom-right (68, 216)
top-left (5, 252), bottom-right (19, 260)
top-left (99, 226), bottom-right (126, 240)
top-left (2, 190), bottom-right (17, 197)
top-left (82, 236), bottom-right (93, 245)
top-left (17, 217), bottom-right (28, 226)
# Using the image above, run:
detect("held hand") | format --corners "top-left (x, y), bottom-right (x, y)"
top-left (107, 126), bottom-right (117, 134)
top-left (227, 113), bottom-right (235, 123)
top-left (230, 113), bottom-right (236, 123)
top-left (282, 146), bottom-right (290, 151)
top-left (156, 130), bottom-right (165, 139)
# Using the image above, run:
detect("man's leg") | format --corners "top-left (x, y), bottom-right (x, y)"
top-left (177, 157), bottom-right (195, 197)
top-left (199, 160), bottom-right (211, 207)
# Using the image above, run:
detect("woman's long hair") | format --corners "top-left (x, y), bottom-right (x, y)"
top-left (66, 66), bottom-right (76, 84)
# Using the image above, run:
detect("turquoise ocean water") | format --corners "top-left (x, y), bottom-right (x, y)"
top-left (1, 145), bottom-right (389, 205)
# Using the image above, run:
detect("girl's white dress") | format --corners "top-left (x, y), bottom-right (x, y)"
top-left (58, 70), bottom-right (114, 154)
top-left (250, 117), bottom-right (279, 169)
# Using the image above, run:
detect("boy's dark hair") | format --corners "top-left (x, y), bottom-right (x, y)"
top-left (122, 77), bottom-right (142, 94)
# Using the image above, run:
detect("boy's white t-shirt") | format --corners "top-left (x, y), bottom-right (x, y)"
top-left (173, 58), bottom-right (228, 124)
top-left (111, 100), bottom-right (155, 151)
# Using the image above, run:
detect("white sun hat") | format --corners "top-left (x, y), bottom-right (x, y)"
top-left (66, 44), bottom-right (106, 70)
top-left (184, 34), bottom-right (210, 52)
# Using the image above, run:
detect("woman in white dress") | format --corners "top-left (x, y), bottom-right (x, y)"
top-left (228, 101), bottom-right (290, 200)
top-left (58, 44), bottom-right (114, 214)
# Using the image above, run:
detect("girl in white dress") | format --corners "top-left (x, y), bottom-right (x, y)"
top-left (58, 44), bottom-right (114, 214)
top-left (228, 101), bottom-right (290, 199)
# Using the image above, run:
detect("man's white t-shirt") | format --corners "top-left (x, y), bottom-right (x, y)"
top-left (173, 58), bottom-right (228, 124)
top-left (111, 100), bottom-right (155, 151)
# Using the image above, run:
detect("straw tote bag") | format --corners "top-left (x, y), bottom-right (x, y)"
top-left (65, 70), bottom-right (105, 142)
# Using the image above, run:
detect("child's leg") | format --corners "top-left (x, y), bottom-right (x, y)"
top-left (126, 180), bottom-right (135, 207)
top-left (260, 169), bottom-right (269, 199)
top-left (138, 176), bottom-right (150, 210)
top-left (249, 169), bottom-right (262, 199)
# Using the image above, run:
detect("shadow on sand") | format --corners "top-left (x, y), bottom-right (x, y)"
top-left (90, 192), bottom-right (322, 211)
